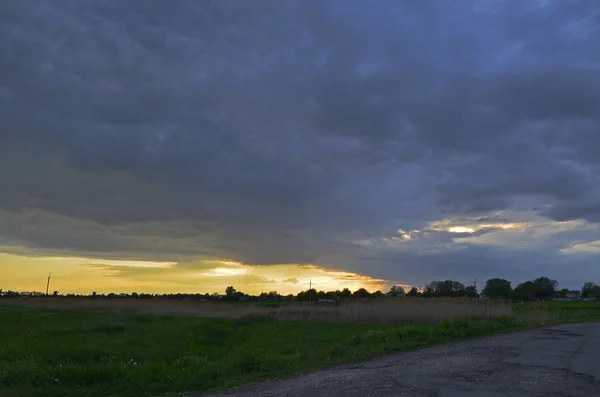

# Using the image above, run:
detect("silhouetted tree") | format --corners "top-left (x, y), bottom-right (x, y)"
top-left (424, 280), bottom-right (466, 297)
top-left (223, 286), bottom-right (247, 301)
top-left (352, 288), bottom-right (371, 298)
top-left (482, 278), bottom-right (512, 299)
top-left (225, 286), bottom-right (236, 297)
top-left (405, 287), bottom-right (418, 297)
top-left (296, 288), bottom-right (318, 301)
top-left (465, 286), bottom-right (479, 298)
top-left (388, 285), bottom-right (405, 297)
top-left (582, 282), bottom-right (600, 298)
top-left (259, 291), bottom-right (281, 300)
top-left (533, 277), bottom-right (558, 301)
top-left (513, 281), bottom-right (536, 301)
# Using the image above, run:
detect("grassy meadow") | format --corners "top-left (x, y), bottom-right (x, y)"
top-left (1, 298), bottom-right (599, 397)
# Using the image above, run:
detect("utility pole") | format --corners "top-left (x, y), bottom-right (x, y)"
top-left (45, 273), bottom-right (51, 296)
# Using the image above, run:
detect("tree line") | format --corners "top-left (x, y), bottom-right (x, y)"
top-left (1, 278), bottom-right (599, 302)
top-left (481, 278), bottom-right (600, 301)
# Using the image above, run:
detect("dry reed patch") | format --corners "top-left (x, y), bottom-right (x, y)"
top-left (2, 297), bottom-right (512, 324)
top-left (273, 298), bottom-right (512, 324)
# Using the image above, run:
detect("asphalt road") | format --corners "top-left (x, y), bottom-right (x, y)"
top-left (197, 322), bottom-right (600, 397)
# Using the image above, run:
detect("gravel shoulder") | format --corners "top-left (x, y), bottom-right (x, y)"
top-left (195, 322), bottom-right (600, 397)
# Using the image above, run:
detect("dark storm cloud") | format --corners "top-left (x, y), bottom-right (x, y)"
top-left (348, 243), bottom-right (600, 290)
top-left (2, 0), bottom-right (600, 286)
top-left (436, 161), bottom-right (593, 214)
top-left (542, 199), bottom-right (600, 223)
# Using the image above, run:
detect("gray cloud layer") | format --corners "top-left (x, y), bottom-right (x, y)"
top-left (2, 0), bottom-right (600, 288)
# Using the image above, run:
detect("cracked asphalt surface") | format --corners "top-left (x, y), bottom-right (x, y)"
top-left (196, 322), bottom-right (600, 397)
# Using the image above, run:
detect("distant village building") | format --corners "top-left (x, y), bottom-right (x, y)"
top-left (555, 290), bottom-right (581, 301)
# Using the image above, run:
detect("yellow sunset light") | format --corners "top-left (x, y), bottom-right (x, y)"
top-left (40, 256), bottom-right (176, 268)
top-left (200, 267), bottom-right (248, 277)
top-left (0, 253), bottom-right (390, 295)
top-left (448, 226), bottom-right (475, 233)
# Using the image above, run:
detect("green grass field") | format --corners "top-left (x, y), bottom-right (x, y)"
top-left (1, 300), bottom-right (599, 397)
top-left (513, 300), bottom-right (600, 324)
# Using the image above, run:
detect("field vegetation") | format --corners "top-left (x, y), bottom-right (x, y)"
top-left (2, 275), bottom-right (599, 396)
top-left (1, 297), bottom-right (599, 397)
top-left (1, 296), bottom-right (511, 324)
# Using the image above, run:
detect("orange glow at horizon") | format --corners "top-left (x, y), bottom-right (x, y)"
top-left (0, 253), bottom-right (397, 295)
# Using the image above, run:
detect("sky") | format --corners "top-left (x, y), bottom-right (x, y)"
top-left (1, 0), bottom-right (600, 295)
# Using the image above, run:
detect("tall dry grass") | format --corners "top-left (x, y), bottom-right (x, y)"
top-left (3, 297), bottom-right (512, 325)
top-left (273, 298), bottom-right (511, 324)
